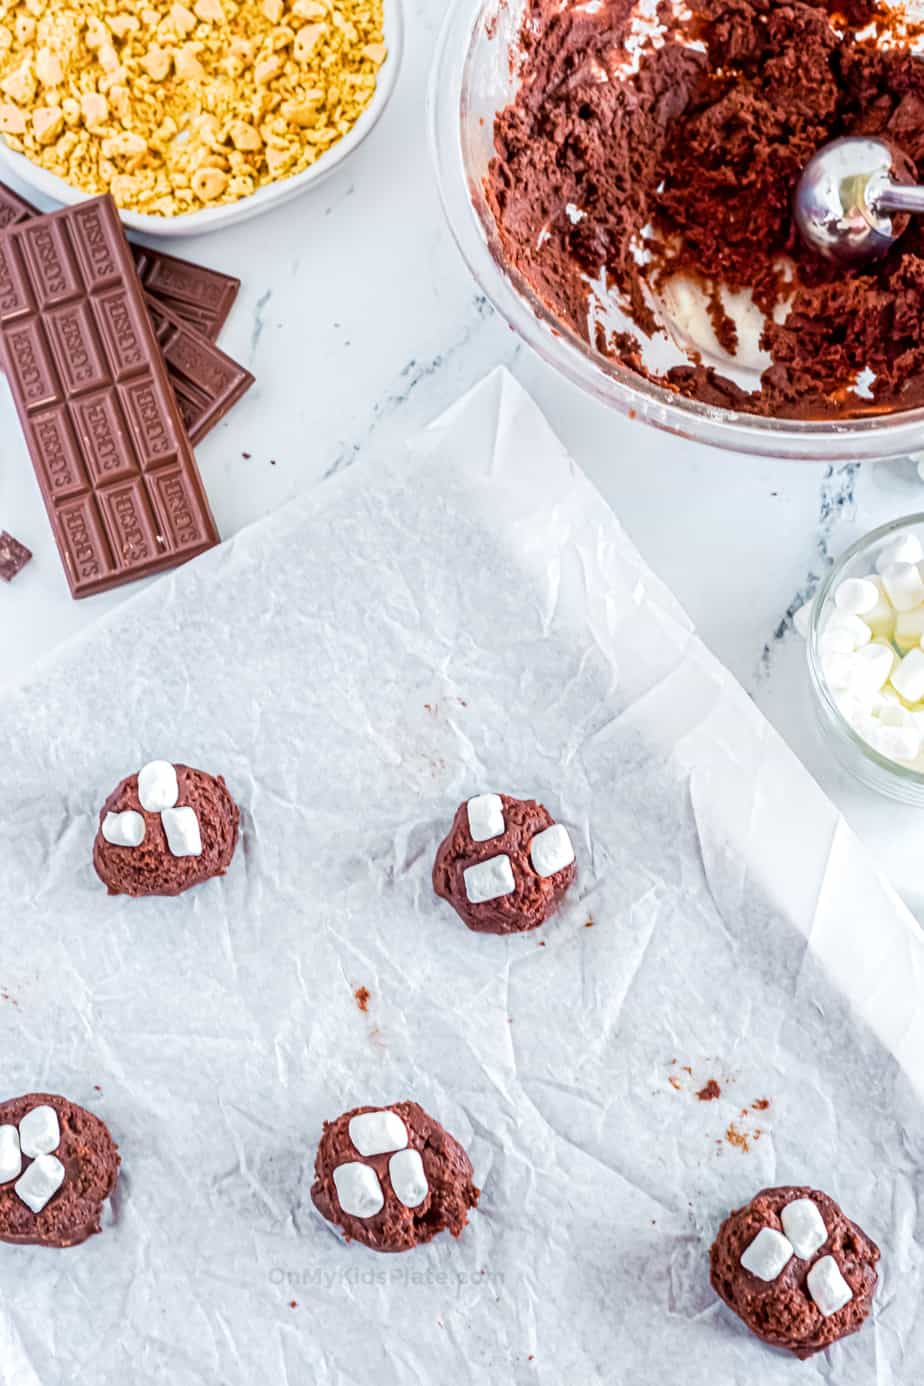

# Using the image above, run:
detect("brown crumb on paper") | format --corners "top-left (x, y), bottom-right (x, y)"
top-left (353, 986), bottom-right (370, 1012)
top-left (0, 0), bottom-right (386, 216)
top-left (752, 1098), bottom-right (771, 1111)
top-left (696, 1079), bottom-right (721, 1102)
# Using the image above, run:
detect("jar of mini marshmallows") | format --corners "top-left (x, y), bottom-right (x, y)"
top-left (804, 515), bottom-right (924, 804)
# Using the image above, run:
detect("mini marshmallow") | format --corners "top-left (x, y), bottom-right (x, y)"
top-left (466, 793), bottom-right (505, 843)
top-left (18, 1105), bottom-right (60, 1158)
top-left (822, 651), bottom-right (855, 692)
top-left (861, 578), bottom-right (897, 640)
top-left (464, 854), bottom-right (515, 904)
top-left (874, 724), bottom-right (922, 763)
top-left (847, 642), bottom-right (895, 701)
top-left (834, 577), bottom-right (879, 616)
top-left (332, 1162), bottom-right (384, 1219)
top-left (781, 1198), bottom-right (828, 1260)
top-left (875, 532), bottom-right (923, 574)
top-left (891, 647), bottom-right (924, 703)
top-left (530, 823), bottom-right (575, 878)
top-left (161, 806), bottom-right (202, 857)
top-left (806, 1254), bottom-right (853, 1317)
top-left (739, 1226), bottom-right (794, 1281)
top-left (101, 809), bottom-right (145, 848)
top-left (880, 561), bottom-right (924, 612)
top-left (348, 1110), bottom-right (408, 1157)
top-left (388, 1148), bottom-right (428, 1208)
top-left (14, 1153), bottom-right (64, 1214)
top-left (0, 1125), bottom-right (21, 1183)
top-left (893, 607), bottom-right (924, 652)
top-left (820, 613), bottom-right (872, 654)
top-left (137, 760), bottom-right (179, 812)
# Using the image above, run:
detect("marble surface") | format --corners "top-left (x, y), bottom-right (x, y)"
top-left (2, 2), bottom-right (924, 916)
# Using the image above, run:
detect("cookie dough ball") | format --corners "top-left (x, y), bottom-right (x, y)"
top-left (0, 1093), bottom-right (119, 1248)
top-left (93, 760), bottom-right (239, 898)
top-left (433, 793), bottom-right (576, 934)
top-left (710, 1186), bottom-right (879, 1358)
top-left (310, 1101), bottom-right (479, 1253)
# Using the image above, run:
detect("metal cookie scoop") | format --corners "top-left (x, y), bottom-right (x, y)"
top-left (794, 135), bottom-right (922, 266)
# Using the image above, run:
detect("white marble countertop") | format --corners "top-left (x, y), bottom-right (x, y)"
top-left (2, 1), bottom-right (924, 916)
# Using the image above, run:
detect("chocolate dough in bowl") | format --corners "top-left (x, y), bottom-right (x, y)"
top-left (433, 0), bottom-right (924, 453)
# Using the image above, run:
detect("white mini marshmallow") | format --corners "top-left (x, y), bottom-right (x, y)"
top-left (348, 1110), bottom-right (408, 1157)
top-left (892, 607), bottom-right (924, 651)
top-left (18, 1105), bottom-right (60, 1158)
top-left (807, 1254), bottom-right (853, 1317)
top-left (739, 1226), bottom-right (794, 1281)
top-left (881, 562), bottom-right (924, 612)
top-left (101, 810), bottom-right (145, 848)
top-left (874, 724), bottom-right (922, 763)
top-left (834, 577), bottom-right (879, 616)
top-left (875, 532), bottom-right (923, 574)
top-left (464, 854), bottom-right (515, 904)
top-left (161, 806), bottom-right (202, 857)
top-left (466, 793), bottom-right (505, 842)
top-left (891, 647), bottom-right (924, 703)
top-left (389, 1148), bottom-right (428, 1208)
top-left (847, 643), bottom-right (895, 701)
top-left (820, 613), bottom-right (872, 654)
top-left (781, 1198), bottom-right (828, 1260)
top-left (822, 651), bottom-right (855, 692)
top-left (137, 760), bottom-right (179, 812)
top-left (862, 578), bottom-right (897, 639)
top-left (332, 1162), bottom-right (384, 1218)
top-left (15, 1153), bottom-right (64, 1213)
top-left (530, 824), bottom-right (575, 878)
top-left (0, 1125), bottom-right (21, 1183)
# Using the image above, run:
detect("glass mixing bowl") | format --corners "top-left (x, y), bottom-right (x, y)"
top-left (428, 0), bottom-right (924, 462)
top-left (808, 515), bottom-right (924, 804)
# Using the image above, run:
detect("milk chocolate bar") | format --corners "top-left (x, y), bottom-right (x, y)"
top-left (0, 195), bottom-right (219, 597)
top-left (0, 181), bottom-right (239, 339)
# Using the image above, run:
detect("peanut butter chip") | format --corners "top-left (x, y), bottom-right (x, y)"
top-left (191, 165), bottom-right (227, 199)
top-left (0, 102), bottom-right (26, 133)
top-left (0, 0), bottom-right (385, 213)
top-left (31, 105), bottom-right (63, 143)
top-left (194, 0), bottom-right (225, 22)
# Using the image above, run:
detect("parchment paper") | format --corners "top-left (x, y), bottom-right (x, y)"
top-left (0, 369), bottom-right (921, 1385)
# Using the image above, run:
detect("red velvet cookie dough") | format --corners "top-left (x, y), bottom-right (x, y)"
top-left (310, 1102), bottom-right (479, 1253)
top-left (93, 760), bottom-right (239, 898)
top-left (487, 0), bottom-right (924, 418)
top-left (0, 1093), bottom-right (119, 1248)
top-left (711, 1185), bottom-right (879, 1357)
top-left (433, 793), bottom-right (576, 934)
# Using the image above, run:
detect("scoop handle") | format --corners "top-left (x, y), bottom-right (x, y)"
top-left (874, 182), bottom-right (924, 215)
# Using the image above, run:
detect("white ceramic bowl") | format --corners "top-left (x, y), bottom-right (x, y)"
top-left (0, 0), bottom-right (403, 239)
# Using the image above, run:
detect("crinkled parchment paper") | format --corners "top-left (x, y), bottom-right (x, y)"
top-left (0, 369), bottom-right (922, 1385)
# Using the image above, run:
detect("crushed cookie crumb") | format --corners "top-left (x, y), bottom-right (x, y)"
top-left (0, 0), bottom-right (386, 215)
top-left (696, 1079), bottom-right (721, 1102)
top-left (353, 985), bottom-right (369, 1012)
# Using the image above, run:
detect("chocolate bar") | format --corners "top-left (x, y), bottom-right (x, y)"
top-left (132, 245), bottom-right (239, 340)
top-left (0, 181), bottom-right (239, 339)
top-left (0, 530), bottom-right (31, 581)
top-left (0, 195), bottom-right (219, 598)
top-left (145, 296), bottom-right (253, 447)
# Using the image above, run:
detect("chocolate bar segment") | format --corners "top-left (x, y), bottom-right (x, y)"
top-left (145, 297), bottom-right (254, 446)
top-left (0, 530), bottom-right (31, 581)
top-left (133, 246), bottom-right (240, 339)
top-left (0, 181), bottom-right (239, 339)
top-left (0, 195), bottom-right (218, 598)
